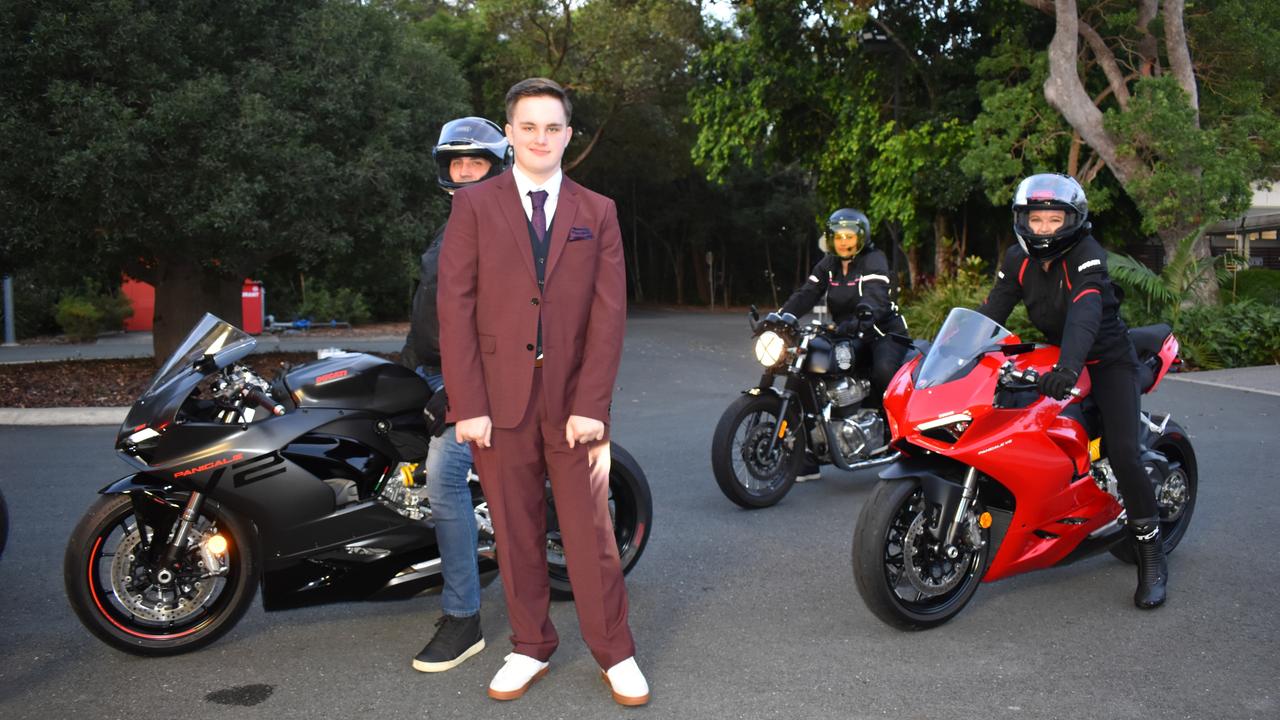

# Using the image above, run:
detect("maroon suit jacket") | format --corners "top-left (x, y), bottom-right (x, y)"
top-left (437, 169), bottom-right (626, 429)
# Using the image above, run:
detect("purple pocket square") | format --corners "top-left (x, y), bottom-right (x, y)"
top-left (568, 226), bottom-right (594, 242)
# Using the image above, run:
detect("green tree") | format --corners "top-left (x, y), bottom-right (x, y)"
top-left (689, 0), bottom-right (1005, 286)
top-left (972, 0), bottom-right (1280, 302)
top-left (0, 0), bottom-right (468, 357)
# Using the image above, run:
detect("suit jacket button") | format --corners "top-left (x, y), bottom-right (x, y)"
top-left (526, 344), bottom-right (534, 351)
top-left (531, 298), bottom-right (540, 306)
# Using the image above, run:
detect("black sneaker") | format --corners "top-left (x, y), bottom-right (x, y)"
top-left (413, 614), bottom-right (485, 672)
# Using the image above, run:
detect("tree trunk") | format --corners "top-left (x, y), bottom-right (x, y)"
top-left (1158, 226), bottom-right (1220, 305)
top-left (932, 211), bottom-right (956, 280)
top-left (906, 242), bottom-right (922, 287)
top-left (151, 257), bottom-right (243, 363)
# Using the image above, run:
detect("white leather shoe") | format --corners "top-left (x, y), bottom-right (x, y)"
top-left (488, 653), bottom-right (549, 701)
top-left (601, 657), bottom-right (650, 706)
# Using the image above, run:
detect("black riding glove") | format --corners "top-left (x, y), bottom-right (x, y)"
top-left (1038, 366), bottom-right (1079, 400)
top-left (836, 319), bottom-right (860, 336)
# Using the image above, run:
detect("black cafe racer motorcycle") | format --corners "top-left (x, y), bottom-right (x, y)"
top-left (710, 307), bottom-right (902, 508)
top-left (64, 314), bottom-right (652, 655)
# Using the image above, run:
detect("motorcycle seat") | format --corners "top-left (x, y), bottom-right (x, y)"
top-left (1127, 323), bottom-right (1171, 395)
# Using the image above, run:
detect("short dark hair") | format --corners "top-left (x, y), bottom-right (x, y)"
top-left (505, 77), bottom-right (573, 124)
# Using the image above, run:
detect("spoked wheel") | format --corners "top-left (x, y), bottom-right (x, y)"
top-left (1110, 417), bottom-right (1198, 563)
top-left (64, 494), bottom-right (258, 655)
top-left (548, 442), bottom-right (653, 599)
top-left (710, 393), bottom-right (803, 508)
top-left (853, 478), bottom-right (989, 630)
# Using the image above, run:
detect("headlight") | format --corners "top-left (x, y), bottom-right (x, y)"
top-left (754, 331), bottom-right (788, 367)
top-left (917, 413), bottom-right (973, 443)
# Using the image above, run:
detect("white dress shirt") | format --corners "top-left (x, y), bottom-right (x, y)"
top-left (512, 165), bottom-right (562, 228)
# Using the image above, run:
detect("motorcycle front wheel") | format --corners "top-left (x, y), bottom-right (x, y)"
top-left (710, 392), bottom-right (803, 508)
top-left (64, 494), bottom-right (258, 655)
top-left (852, 478), bottom-right (989, 630)
top-left (548, 442), bottom-right (653, 600)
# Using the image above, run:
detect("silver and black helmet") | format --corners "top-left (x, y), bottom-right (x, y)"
top-left (433, 117), bottom-right (512, 192)
top-left (1012, 173), bottom-right (1089, 262)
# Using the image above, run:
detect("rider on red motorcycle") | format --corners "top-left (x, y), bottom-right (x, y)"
top-left (976, 173), bottom-right (1168, 609)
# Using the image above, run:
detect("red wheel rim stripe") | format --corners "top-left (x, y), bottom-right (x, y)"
top-left (87, 533), bottom-right (208, 641)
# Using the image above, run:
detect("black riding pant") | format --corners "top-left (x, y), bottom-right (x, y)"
top-left (858, 336), bottom-right (908, 410)
top-left (1090, 347), bottom-right (1158, 520)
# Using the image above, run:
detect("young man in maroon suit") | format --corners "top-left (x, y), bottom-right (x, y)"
top-left (436, 77), bottom-right (648, 706)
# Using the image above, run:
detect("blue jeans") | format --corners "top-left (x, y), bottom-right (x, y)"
top-left (419, 370), bottom-right (481, 618)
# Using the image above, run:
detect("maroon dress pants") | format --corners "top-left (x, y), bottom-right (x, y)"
top-left (471, 368), bottom-right (636, 669)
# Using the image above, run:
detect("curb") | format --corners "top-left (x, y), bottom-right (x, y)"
top-left (0, 407), bottom-right (129, 426)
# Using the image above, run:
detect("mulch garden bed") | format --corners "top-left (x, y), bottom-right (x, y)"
top-left (0, 352), bottom-right (399, 408)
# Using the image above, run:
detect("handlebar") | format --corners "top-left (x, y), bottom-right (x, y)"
top-left (1001, 363), bottom-right (1081, 398)
top-left (247, 386), bottom-right (287, 416)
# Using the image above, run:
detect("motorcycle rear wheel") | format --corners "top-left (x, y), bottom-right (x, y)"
top-left (1109, 417), bottom-right (1198, 563)
top-left (852, 478), bottom-right (989, 630)
top-left (548, 442), bottom-right (653, 599)
top-left (710, 393), bottom-right (803, 509)
top-left (64, 494), bottom-right (258, 655)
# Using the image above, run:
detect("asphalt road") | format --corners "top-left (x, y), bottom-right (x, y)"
top-left (0, 310), bottom-right (1276, 719)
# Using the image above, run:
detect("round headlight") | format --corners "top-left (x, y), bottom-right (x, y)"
top-left (754, 331), bottom-right (788, 367)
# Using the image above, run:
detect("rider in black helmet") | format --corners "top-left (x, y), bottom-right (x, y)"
top-left (977, 172), bottom-right (1168, 609)
top-left (781, 208), bottom-right (909, 479)
top-left (403, 116), bottom-right (512, 674)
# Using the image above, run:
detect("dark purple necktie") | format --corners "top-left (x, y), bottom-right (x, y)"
top-left (529, 189), bottom-right (548, 246)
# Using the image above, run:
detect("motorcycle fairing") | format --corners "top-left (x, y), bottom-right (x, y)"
top-left (884, 340), bottom-right (1124, 583)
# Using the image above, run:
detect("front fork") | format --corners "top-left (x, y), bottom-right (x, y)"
top-left (940, 468), bottom-right (979, 557)
top-left (157, 492), bottom-right (206, 582)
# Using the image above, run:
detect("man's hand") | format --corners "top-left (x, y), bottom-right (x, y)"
top-left (565, 415), bottom-right (605, 449)
top-left (456, 415), bottom-right (493, 448)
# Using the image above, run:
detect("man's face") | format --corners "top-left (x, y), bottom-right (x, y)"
top-left (1028, 209), bottom-right (1067, 235)
top-left (449, 156), bottom-right (493, 185)
top-left (506, 95), bottom-right (572, 181)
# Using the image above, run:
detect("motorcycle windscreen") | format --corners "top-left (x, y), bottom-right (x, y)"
top-left (915, 308), bottom-right (1012, 389)
top-left (146, 314), bottom-right (256, 395)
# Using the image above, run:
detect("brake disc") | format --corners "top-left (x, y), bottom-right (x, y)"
top-left (109, 529), bottom-right (216, 624)
top-left (1156, 466), bottom-right (1190, 521)
top-left (900, 510), bottom-right (969, 597)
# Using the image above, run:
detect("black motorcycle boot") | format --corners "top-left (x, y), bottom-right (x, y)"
top-left (413, 614), bottom-right (484, 672)
top-left (1129, 518), bottom-right (1168, 610)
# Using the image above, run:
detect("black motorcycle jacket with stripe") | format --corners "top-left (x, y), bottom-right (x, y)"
top-left (781, 248), bottom-right (906, 335)
top-left (977, 234), bottom-right (1131, 373)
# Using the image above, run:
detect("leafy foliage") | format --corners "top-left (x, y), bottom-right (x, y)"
top-left (1107, 230), bottom-right (1236, 325)
top-left (1174, 300), bottom-right (1280, 369)
top-left (53, 283), bottom-right (133, 342)
top-left (901, 257), bottom-right (1038, 341)
top-left (1224, 268), bottom-right (1280, 306)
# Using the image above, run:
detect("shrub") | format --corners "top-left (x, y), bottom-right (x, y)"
top-left (296, 285), bottom-right (372, 325)
top-left (53, 284), bottom-right (133, 341)
top-left (901, 257), bottom-right (1041, 342)
top-left (1224, 268), bottom-right (1280, 306)
top-left (54, 295), bottom-right (102, 341)
top-left (1174, 299), bottom-right (1280, 369)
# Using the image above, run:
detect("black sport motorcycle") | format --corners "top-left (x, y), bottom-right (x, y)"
top-left (64, 314), bottom-right (652, 656)
top-left (711, 307), bottom-right (904, 508)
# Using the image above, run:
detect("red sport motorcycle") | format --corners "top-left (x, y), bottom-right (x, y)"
top-left (852, 308), bottom-right (1195, 629)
